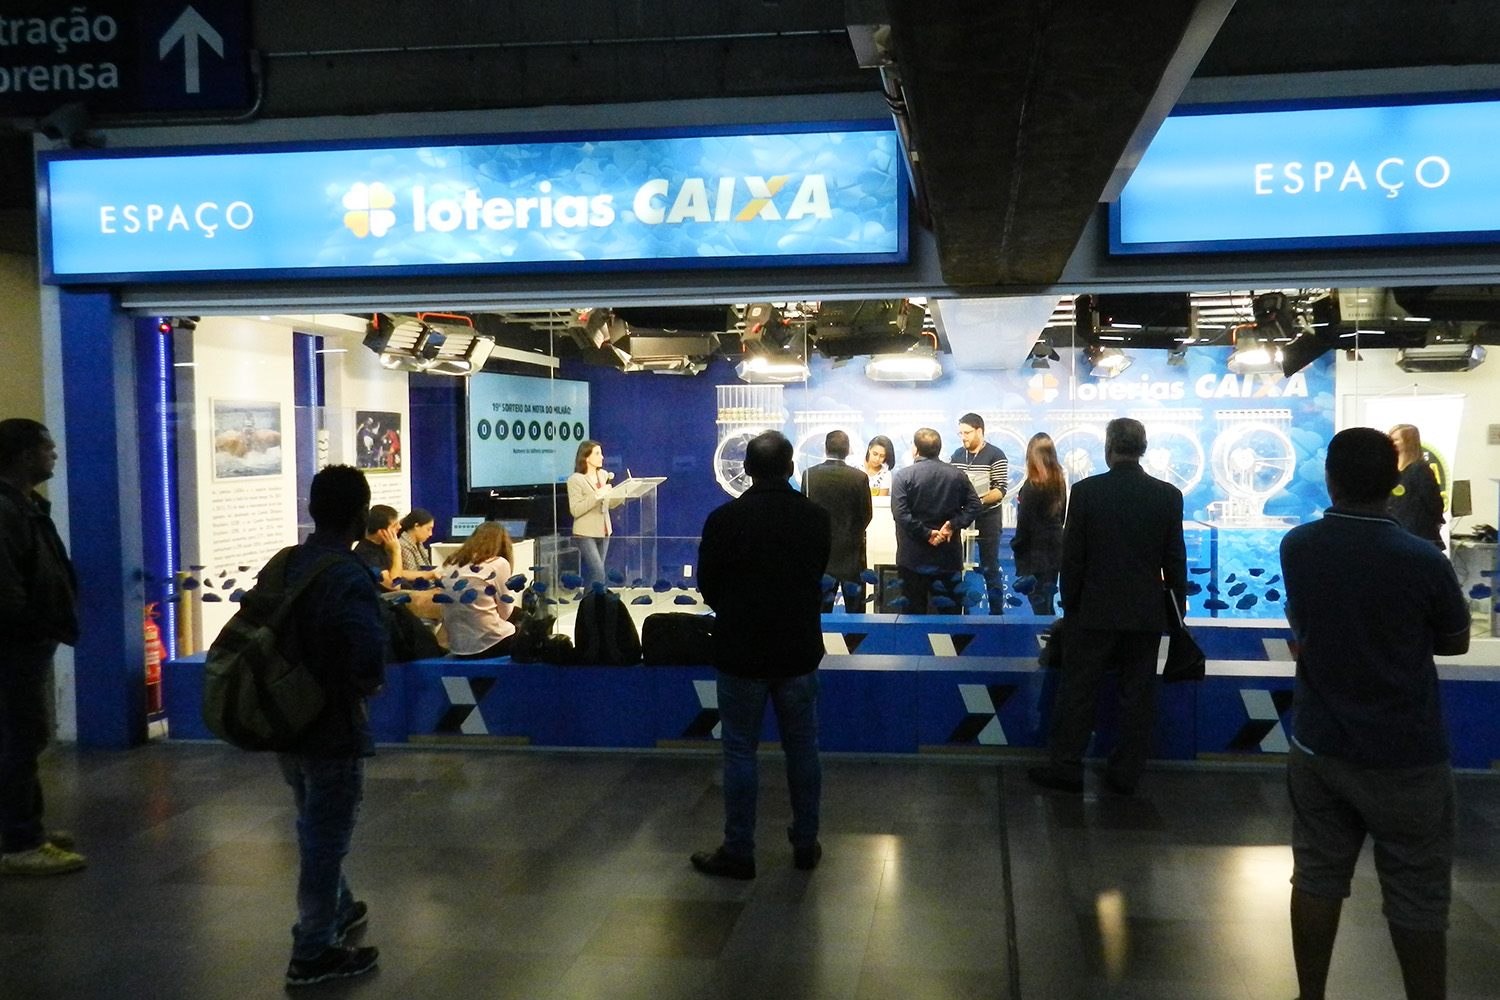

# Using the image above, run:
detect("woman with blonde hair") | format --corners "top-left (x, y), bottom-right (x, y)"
top-left (1010, 432), bottom-right (1068, 614)
top-left (439, 521), bottom-right (518, 659)
top-left (1388, 424), bottom-right (1445, 548)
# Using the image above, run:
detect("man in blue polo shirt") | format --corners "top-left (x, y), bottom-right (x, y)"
top-left (1280, 427), bottom-right (1470, 1000)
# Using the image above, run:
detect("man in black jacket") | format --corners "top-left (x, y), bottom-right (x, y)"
top-left (801, 430), bottom-right (872, 613)
top-left (693, 431), bottom-right (832, 879)
top-left (0, 419), bottom-right (86, 876)
top-left (1029, 417), bottom-right (1186, 795)
top-left (278, 465), bottom-right (388, 987)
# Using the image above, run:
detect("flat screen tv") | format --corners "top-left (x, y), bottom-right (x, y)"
top-left (466, 373), bottom-right (591, 489)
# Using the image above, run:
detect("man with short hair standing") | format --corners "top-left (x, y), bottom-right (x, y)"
top-left (801, 430), bottom-right (872, 613)
top-left (693, 431), bottom-right (831, 879)
top-left (951, 413), bottom-right (1009, 613)
top-left (0, 418), bottom-right (86, 875)
top-left (1029, 417), bottom-right (1185, 795)
top-left (1280, 427), bottom-right (1469, 1000)
top-left (891, 427), bottom-right (982, 614)
top-left (278, 465), bottom-right (388, 986)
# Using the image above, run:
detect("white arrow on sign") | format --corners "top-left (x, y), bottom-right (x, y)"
top-left (158, 6), bottom-right (225, 95)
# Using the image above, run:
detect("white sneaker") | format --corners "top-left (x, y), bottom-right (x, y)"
top-left (1, 842), bottom-right (87, 875)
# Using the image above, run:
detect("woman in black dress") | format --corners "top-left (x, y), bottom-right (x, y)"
top-left (1010, 432), bottom-right (1067, 614)
top-left (1388, 423), bottom-right (1445, 549)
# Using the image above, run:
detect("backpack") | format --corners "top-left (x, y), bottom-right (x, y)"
top-left (641, 612), bottom-right (715, 666)
top-left (201, 547), bottom-right (344, 751)
top-left (572, 589), bottom-right (642, 666)
top-left (507, 586), bottom-right (556, 664)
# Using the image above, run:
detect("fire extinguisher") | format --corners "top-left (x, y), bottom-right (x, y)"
top-left (144, 603), bottom-right (165, 716)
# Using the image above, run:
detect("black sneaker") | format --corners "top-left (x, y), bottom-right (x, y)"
top-left (793, 842), bottom-right (823, 871)
top-left (285, 945), bottom-right (379, 988)
top-left (690, 848), bottom-right (755, 880)
top-left (337, 901), bottom-right (369, 943)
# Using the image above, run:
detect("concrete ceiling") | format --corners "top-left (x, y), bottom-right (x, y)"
top-left (5, 0), bottom-right (1500, 290)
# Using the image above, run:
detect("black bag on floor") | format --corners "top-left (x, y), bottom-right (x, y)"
top-left (641, 612), bottom-right (715, 666)
top-left (507, 588), bottom-right (556, 664)
top-left (571, 589), bottom-right (641, 666)
top-left (382, 599), bottom-right (444, 663)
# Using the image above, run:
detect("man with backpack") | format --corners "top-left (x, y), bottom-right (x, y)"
top-left (692, 431), bottom-right (831, 879)
top-left (275, 465), bottom-right (388, 986)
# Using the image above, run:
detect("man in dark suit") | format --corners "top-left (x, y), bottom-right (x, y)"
top-left (891, 427), bottom-right (982, 614)
top-left (801, 430), bottom-right (872, 613)
top-left (1029, 417), bottom-right (1186, 795)
top-left (693, 431), bottom-right (832, 879)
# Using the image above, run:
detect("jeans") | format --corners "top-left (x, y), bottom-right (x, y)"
top-left (716, 670), bottom-right (821, 858)
top-left (0, 641), bottom-right (55, 854)
top-left (278, 754), bottom-right (365, 960)
top-left (576, 535), bottom-right (610, 587)
top-left (974, 509), bottom-right (1005, 614)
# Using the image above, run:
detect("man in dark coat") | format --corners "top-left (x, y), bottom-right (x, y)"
top-left (693, 431), bottom-right (832, 879)
top-left (1029, 417), bottom-right (1186, 795)
top-left (890, 427), bottom-right (982, 614)
top-left (0, 419), bottom-right (85, 875)
top-left (801, 429), bottom-right (872, 613)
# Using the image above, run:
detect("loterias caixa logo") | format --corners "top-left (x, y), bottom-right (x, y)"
top-left (338, 174), bottom-right (835, 240)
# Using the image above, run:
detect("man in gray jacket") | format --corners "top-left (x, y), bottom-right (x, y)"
top-left (0, 418), bottom-right (86, 875)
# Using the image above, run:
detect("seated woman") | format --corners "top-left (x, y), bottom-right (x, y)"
top-left (438, 521), bottom-right (517, 659)
top-left (397, 508), bottom-right (436, 572)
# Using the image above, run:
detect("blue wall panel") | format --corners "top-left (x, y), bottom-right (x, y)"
top-left (61, 289), bottom-right (147, 749)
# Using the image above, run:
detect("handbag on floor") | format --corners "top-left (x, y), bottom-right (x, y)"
top-left (1161, 590), bottom-right (1205, 683)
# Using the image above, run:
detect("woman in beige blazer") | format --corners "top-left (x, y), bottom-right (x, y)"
top-left (567, 439), bottom-right (613, 585)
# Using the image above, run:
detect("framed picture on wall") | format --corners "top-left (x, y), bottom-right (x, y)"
top-left (355, 411), bottom-right (402, 473)
top-left (211, 400), bottom-right (284, 480)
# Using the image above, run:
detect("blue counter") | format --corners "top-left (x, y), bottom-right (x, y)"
top-left (162, 615), bottom-right (1500, 769)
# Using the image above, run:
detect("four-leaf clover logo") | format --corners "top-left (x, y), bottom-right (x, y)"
top-left (1027, 372), bottom-right (1060, 404)
top-left (342, 182), bottom-right (396, 238)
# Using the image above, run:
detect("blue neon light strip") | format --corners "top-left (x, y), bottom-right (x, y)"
top-left (40, 123), bottom-right (907, 283)
top-left (1111, 97), bottom-right (1500, 254)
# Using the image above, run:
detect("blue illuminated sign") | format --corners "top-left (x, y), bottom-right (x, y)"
top-left (1111, 98), bottom-right (1500, 254)
top-left (39, 123), bottom-right (906, 283)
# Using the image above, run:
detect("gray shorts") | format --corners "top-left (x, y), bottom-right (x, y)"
top-left (1287, 744), bottom-right (1455, 932)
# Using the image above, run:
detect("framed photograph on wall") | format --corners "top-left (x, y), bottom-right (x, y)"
top-left (211, 400), bottom-right (284, 480)
top-left (355, 410), bottom-right (402, 473)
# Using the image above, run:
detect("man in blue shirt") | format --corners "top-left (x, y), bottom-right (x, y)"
top-left (891, 427), bottom-right (982, 614)
top-left (1280, 427), bottom-right (1470, 1000)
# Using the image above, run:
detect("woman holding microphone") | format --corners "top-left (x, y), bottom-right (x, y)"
top-left (568, 439), bottom-right (614, 586)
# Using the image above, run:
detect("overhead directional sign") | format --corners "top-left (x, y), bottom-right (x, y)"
top-left (39, 123), bottom-right (908, 283)
top-left (0, 1), bottom-right (250, 116)
top-left (1112, 97), bottom-right (1500, 255)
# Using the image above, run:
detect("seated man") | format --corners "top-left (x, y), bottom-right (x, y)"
top-left (351, 505), bottom-right (401, 591)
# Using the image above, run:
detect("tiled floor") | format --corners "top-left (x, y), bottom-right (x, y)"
top-left (4, 745), bottom-right (1500, 999)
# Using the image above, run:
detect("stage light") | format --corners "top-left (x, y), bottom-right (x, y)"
top-left (1027, 339), bottom-right (1060, 370)
top-left (1227, 328), bottom-right (1282, 375)
top-left (866, 346), bottom-right (943, 381)
top-left (1396, 343), bottom-right (1486, 373)
top-left (736, 354), bottom-right (810, 383)
top-left (1083, 344), bottom-right (1130, 377)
